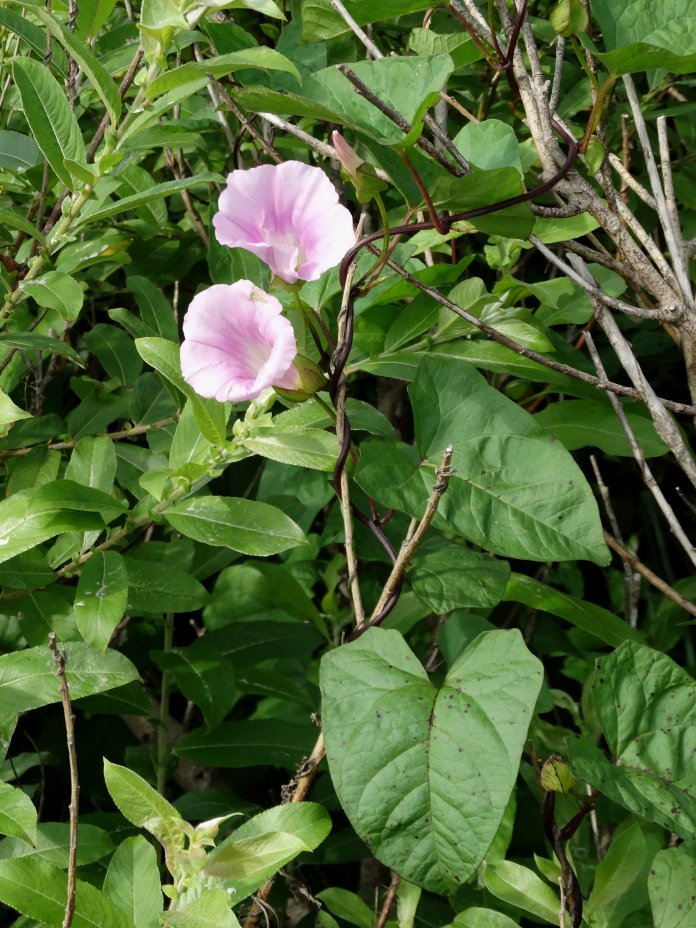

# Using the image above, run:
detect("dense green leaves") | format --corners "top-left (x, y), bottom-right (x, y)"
top-left (321, 628), bottom-right (542, 893)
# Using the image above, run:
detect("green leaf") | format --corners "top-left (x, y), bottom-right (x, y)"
top-left (242, 427), bottom-right (337, 471)
top-left (9, 0), bottom-right (121, 122)
top-left (84, 324), bottom-right (143, 386)
top-left (301, 0), bottom-right (434, 42)
top-left (165, 888), bottom-right (240, 928)
top-left (0, 858), bottom-right (131, 928)
top-left (450, 909), bottom-right (520, 928)
top-left (205, 803), bottom-right (331, 899)
top-left (535, 399), bottom-right (668, 457)
top-left (103, 836), bottom-right (162, 928)
top-left (135, 336), bottom-right (227, 445)
top-left (503, 573), bottom-right (641, 648)
top-left (586, 821), bottom-right (660, 924)
top-left (175, 719), bottom-right (315, 768)
top-left (409, 541), bottom-right (510, 612)
top-left (0, 641), bottom-right (138, 717)
top-left (21, 271), bottom-right (84, 323)
top-left (0, 389), bottom-right (31, 431)
top-left (30, 479), bottom-right (126, 522)
top-left (103, 760), bottom-right (185, 851)
top-left (482, 860), bottom-right (559, 923)
top-left (0, 822), bottom-right (114, 866)
top-left (320, 627), bottom-right (543, 893)
top-left (0, 9), bottom-right (67, 76)
top-left (569, 640), bottom-right (696, 838)
top-left (431, 167), bottom-right (533, 238)
top-left (0, 783), bottom-right (37, 844)
top-left (124, 556), bottom-right (209, 614)
top-left (128, 275), bottom-right (178, 341)
top-left (0, 490), bottom-right (103, 565)
top-left (591, 0), bottom-right (696, 74)
top-left (165, 497), bottom-right (306, 556)
top-left (0, 130), bottom-right (42, 170)
top-left (75, 174), bottom-right (220, 227)
top-left (452, 119), bottom-right (522, 176)
top-left (74, 551), bottom-right (128, 653)
top-left (147, 47), bottom-right (301, 99)
top-left (649, 845), bottom-right (696, 928)
top-left (0, 207), bottom-right (46, 244)
top-left (153, 646), bottom-right (235, 731)
top-left (12, 57), bottom-right (86, 190)
top-left (65, 436), bottom-right (117, 492)
top-left (316, 889), bottom-right (373, 928)
top-left (408, 28), bottom-right (483, 68)
top-left (355, 358), bottom-right (609, 565)
top-left (76, 0), bottom-right (118, 37)
top-left (237, 56), bottom-right (454, 148)
top-left (0, 332), bottom-right (82, 366)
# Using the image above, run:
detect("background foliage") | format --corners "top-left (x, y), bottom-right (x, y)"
top-left (0, 0), bottom-right (696, 926)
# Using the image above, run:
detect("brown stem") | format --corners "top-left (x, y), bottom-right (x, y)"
top-left (49, 634), bottom-right (79, 928)
top-left (375, 873), bottom-right (400, 928)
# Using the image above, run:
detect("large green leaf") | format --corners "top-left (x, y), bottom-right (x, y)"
top-left (165, 497), bottom-right (306, 556)
top-left (0, 642), bottom-right (139, 717)
top-left (12, 57), bottom-right (86, 190)
top-left (103, 836), bottom-right (162, 928)
top-left (174, 719), bottom-right (315, 768)
top-left (237, 56), bottom-right (454, 148)
top-left (649, 845), bottom-right (696, 927)
top-left (301, 0), bottom-right (434, 42)
top-left (535, 399), bottom-right (668, 457)
top-left (409, 540), bottom-right (510, 612)
top-left (585, 821), bottom-right (660, 926)
top-left (204, 803), bottom-right (331, 899)
top-left (504, 574), bottom-right (640, 648)
top-left (320, 628), bottom-right (543, 893)
top-left (0, 489), bottom-right (104, 565)
top-left (590, 0), bottom-right (696, 73)
top-left (355, 358), bottom-right (609, 564)
top-left (9, 0), bottom-right (121, 121)
top-left (74, 551), bottom-right (128, 653)
top-left (0, 783), bottom-right (37, 844)
top-left (147, 47), bottom-right (301, 98)
top-left (0, 858), bottom-right (131, 928)
top-left (569, 641), bottom-right (696, 837)
top-left (103, 760), bottom-right (185, 852)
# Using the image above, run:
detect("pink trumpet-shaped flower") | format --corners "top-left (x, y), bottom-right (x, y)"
top-left (212, 161), bottom-right (355, 284)
top-left (180, 281), bottom-right (301, 403)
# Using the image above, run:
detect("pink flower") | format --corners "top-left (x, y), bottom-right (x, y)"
top-left (212, 161), bottom-right (355, 284)
top-left (180, 281), bottom-right (301, 403)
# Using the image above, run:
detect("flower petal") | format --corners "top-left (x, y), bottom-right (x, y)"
top-left (180, 281), bottom-right (297, 403)
top-left (212, 161), bottom-right (355, 283)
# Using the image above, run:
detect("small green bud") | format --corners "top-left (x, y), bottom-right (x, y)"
top-left (550, 0), bottom-right (588, 36)
top-left (540, 755), bottom-right (577, 794)
top-left (585, 136), bottom-right (607, 176)
top-left (275, 355), bottom-right (326, 403)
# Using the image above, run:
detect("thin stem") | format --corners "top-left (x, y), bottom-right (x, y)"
top-left (351, 446), bottom-right (454, 639)
top-left (0, 416), bottom-right (177, 458)
top-left (603, 530), bottom-right (696, 620)
top-left (375, 873), bottom-right (401, 928)
top-left (157, 614), bottom-right (174, 795)
top-left (49, 634), bottom-right (79, 928)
